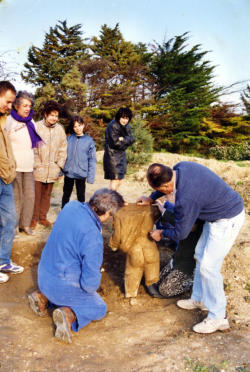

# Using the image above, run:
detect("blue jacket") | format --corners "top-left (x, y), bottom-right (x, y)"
top-left (38, 201), bottom-right (103, 293)
top-left (150, 161), bottom-right (244, 241)
top-left (63, 134), bottom-right (96, 183)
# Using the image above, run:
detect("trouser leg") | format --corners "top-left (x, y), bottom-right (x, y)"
top-left (62, 176), bottom-right (74, 208)
top-left (12, 172), bottom-right (22, 227)
top-left (39, 183), bottom-right (54, 221)
top-left (192, 210), bottom-right (245, 319)
top-left (31, 181), bottom-right (43, 223)
top-left (19, 172), bottom-right (35, 228)
top-left (75, 178), bottom-right (86, 202)
top-left (0, 180), bottom-right (16, 265)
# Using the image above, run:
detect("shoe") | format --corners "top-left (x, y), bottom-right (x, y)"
top-left (53, 307), bottom-right (75, 343)
top-left (28, 291), bottom-right (48, 317)
top-left (193, 317), bottom-right (230, 333)
top-left (177, 298), bottom-right (207, 311)
top-left (21, 226), bottom-right (34, 235)
top-left (14, 227), bottom-right (20, 238)
top-left (0, 261), bottom-right (24, 274)
top-left (0, 272), bottom-right (9, 283)
top-left (30, 220), bottom-right (37, 230)
top-left (39, 219), bottom-right (51, 227)
top-left (146, 283), bottom-right (168, 299)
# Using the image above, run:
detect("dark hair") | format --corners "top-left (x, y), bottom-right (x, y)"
top-left (115, 107), bottom-right (133, 123)
top-left (68, 115), bottom-right (84, 134)
top-left (43, 100), bottom-right (61, 116)
top-left (0, 81), bottom-right (16, 96)
top-left (14, 91), bottom-right (35, 108)
top-left (89, 188), bottom-right (124, 216)
top-left (147, 163), bottom-right (173, 187)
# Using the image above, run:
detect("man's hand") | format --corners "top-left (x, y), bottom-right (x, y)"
top-left (150, 229), bottom-right (163, 242)
top-left (136, 196), bottom-right (153, 205)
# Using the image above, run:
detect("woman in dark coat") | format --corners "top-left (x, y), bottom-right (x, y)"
top-left (103, 107), bottom-right (135, 190)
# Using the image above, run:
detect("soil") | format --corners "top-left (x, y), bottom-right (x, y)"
top-left (0, 152), bottom-right (249, 372)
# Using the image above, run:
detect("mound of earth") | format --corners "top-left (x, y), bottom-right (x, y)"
top-left (0, 153), bottom-right (249, 372)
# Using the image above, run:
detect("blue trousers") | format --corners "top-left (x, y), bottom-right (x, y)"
top-left (0, 178), bottom-right (16, 265)
top-left (38, 266), bottom-right (107, 332)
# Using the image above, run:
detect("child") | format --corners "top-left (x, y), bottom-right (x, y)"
top-left (62, 116), bottom-right (96, 208)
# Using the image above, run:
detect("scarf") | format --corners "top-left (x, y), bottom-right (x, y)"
top-left (10, 109), bottom-right (43, 148)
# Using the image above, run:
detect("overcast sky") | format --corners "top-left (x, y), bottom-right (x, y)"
top-left (0, 0), bottom-right (249, 105)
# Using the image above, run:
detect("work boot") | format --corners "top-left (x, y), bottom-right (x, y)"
top-left (39, 219), bottom-right (52, 227)
top-left (53, 307), bottom-right (76, 343)
top-left (28, 290), bottom-right (48, 317)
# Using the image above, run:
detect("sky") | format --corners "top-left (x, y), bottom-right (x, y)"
top-left (0, 0), bottom-right (249, 106)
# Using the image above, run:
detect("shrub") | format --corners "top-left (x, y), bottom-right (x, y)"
top-left (209, 142), bottom-right (250, 161)
top-left (126, 119), bottom-right (153, 165)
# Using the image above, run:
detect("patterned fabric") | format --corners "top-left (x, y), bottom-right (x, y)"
top-left (158, 262), bottom-right (193, 298)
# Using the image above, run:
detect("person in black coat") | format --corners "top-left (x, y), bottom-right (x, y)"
top-left (103, 107), bottom-right (135, 190)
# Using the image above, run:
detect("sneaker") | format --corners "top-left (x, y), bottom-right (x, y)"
top-left (177, 298), bottom-right (207, 311)
top-left (0, 261), bottom-right (24, 274)
top-left (193, 317), bottom-right (230, 333)
top-left (0, 272), bottom-right (9, 283)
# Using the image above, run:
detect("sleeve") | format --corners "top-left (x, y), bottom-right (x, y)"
top-left (56, 127), bottom-right (68, 169)
top-left (109, 214), bottom-right (121, 251)
top-left (121, 125), bottom-right (135, 147)
top-left (162, 198), bottom-right (200, 241)
top-left (107, 123), bottom-right (131, 151)
top-left (150, 191), bottom-right (165, 200)
top-left (87, 140), bottom-right (96, 184)
top-left (80, 230), bottom-right (103, 293)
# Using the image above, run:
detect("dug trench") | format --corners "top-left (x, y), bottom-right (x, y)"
top-left (0, 154), bottom-right (249, 372)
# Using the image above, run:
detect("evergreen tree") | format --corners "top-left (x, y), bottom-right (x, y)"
top-left (241, 84), bottom-right (250, 114)
top-left (149, 33), bottom-right (221, 152)
top-left (22, 20), bottom-right (89, 87)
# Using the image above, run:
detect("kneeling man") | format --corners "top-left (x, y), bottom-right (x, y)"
top-left (28, 188), bottom-right (124, 343)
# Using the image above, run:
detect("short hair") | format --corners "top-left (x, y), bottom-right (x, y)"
top-left (0, 81), bottom-right (16, 96)
top-left (68, 115), bottom-right (84, 134)
top-left (115, 107), bottom-right (133, 123)
top-left (14, 91), bottom-right (35, 108)
top-left (89, 188), bottom-right (124, 216)
top-left (43, 100), bottom-right (61, 116)
top-left (147, 163), bottom-right (173, 188)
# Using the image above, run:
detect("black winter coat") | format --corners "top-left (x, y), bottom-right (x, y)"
top-left (103, 119), bottom-right (135, 180)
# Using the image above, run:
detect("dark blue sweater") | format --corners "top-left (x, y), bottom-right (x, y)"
top-left (150, 161), bottom-right (244, 241)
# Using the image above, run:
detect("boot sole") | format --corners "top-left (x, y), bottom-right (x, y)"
top-left (28, 293), bottom-right (48, 317)
top-left (53, 309), bottom-right (72, 343)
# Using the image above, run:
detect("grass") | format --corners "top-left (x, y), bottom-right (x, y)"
top-left (185, 358), bottom-right (250, 372)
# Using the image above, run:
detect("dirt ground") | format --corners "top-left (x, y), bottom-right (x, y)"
top-left (0, 152), bottom-right (249, 372)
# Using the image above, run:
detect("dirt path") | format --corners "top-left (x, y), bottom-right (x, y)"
top-left (0, 153), bottom-right (249, 372)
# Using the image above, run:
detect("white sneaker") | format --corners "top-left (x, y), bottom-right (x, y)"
top-left (0, 272), bottom-right (9, 283)
top-left (193, 317), bottom-right (230, 333)
top-left (177, 298), bottom-right (207, 311)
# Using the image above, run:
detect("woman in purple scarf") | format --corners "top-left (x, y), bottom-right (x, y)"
top-left (5, 91), bottom-right (42, 236)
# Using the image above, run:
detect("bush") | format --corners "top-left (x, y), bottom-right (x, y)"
top-left (209, 142), bottom-right (250, 161)
top-left (126, 119), bottom-right (153, 165)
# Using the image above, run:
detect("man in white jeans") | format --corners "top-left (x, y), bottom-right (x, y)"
top-left (137, 161), bottom-right (245, 333)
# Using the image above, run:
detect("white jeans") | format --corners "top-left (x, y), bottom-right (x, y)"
top-left (191, 209), bottom-right (245, 319)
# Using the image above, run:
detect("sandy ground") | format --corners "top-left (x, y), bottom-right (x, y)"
top-left (0, 152), bottom-right (249, 372)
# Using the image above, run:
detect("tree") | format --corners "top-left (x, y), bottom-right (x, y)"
top-left (22, 20), bottom-right (89, 87)
top-left (241, 84), bottom-right (250, 114)
top-left (148, 33), bottom-right (221, 152)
